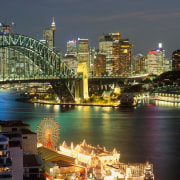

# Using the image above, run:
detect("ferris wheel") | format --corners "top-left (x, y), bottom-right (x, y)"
top-left (36, 117), bottom-right (60, 149)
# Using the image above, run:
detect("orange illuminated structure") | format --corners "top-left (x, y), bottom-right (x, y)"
top-left (59, 139), bottom-right (120, 168)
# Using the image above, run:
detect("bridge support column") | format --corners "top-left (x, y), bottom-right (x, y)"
top-left (75, 80), bottom-right (80, 101)
top-left (76, 63), bottom-right (89, 101)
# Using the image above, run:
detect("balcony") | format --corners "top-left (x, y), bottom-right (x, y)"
top-left (0, 158), bottom-right (12, 167)
top-left (0, 170), bottom-right (12, 179)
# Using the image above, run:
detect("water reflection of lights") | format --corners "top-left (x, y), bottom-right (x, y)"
top-left (102, 107), bottom-right (111, 112)
top-left (155, 100), bottom-right (180, 108)
top-left (77, 106), bottom-right (82, 111)
top-left (53, 105), bottom-right (60, 112)
top-left (45, 104), bottom-right (51, 109)
top-left (94, 106), bottom-right (100, 111)
top-left (102, 113), bottom-right (110, 119)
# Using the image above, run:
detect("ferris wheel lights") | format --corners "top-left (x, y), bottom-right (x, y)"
top-left (36, 117), bottom-right (60, 150)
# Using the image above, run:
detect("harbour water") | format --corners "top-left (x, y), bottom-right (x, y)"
top-left (0, 89), bottom-right (180, 180)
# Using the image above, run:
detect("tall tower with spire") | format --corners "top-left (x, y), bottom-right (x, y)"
top-left (51, 17), bottom-right (56, 31)
top-left (43, 17), bottom-right (56, 51)
top-left (51, 17), bottom-right (56, 51)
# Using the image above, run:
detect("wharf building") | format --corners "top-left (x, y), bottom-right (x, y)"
top-left (172, 49), bottom-right (180, 71)
top-left (0, 120), bottom-right (43, 180)
top-left (99, 33), bottom-right (132, 76)
top-left (38, 139), bottom-right (154, 180)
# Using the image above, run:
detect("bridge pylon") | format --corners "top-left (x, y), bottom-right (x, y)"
top-left (76, 62), bottom-right (89, 102)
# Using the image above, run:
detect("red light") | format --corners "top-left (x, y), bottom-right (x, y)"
top-left (51, 54), bottom-right (56, 57)
top-left (149, 51), bottom-right (157, 55)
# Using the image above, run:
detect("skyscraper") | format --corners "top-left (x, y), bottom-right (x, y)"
top-left (133, 54), bottom-right (146, 74)
top-left (147, 43), bottom-right (166, 75)
top-left (172, 50), bottom-right (180, 71)
top-left (99, 33), bottom-right (132, 76)
top-left (99, 33), bottom-right (121, 75)
top-left (65, 40), bottom-right (77, 57)
top-left (94, 54), bottom-right (106, 76)
top-left (77, 38), bottom-right (89, 73)
top-left (119, 39), bottom-right (132, 75)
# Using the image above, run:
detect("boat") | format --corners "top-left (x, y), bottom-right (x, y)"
top-left (119, 93), bottom-right (137, 107)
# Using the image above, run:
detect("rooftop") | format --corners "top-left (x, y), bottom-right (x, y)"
top-left (0, 120), bottom-right (29, 127)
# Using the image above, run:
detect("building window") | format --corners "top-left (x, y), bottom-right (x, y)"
top-left (12, 128), bottom-right (17, 132)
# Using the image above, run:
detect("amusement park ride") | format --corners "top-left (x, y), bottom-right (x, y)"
top-left (36, 117), bottom-right (60, 150)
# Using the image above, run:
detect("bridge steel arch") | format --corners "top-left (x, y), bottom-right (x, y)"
top-left (0, 34), bottom-right (77, 102)
top-left (0, 34), bottom-right (74, 80)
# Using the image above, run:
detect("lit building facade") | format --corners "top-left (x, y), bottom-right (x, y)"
top-left (94, 54), bottom-right (106, 76)
top-left (89, 47), bottom-right (96, 76)
top-left (77, 38), bottom-right (89, 73)
top-left (0, 135), bottom-right (12, 180)
top-left (119, 39), bottom-right (132, 76)
top-left (133, 54), bottom-right (146, 74)
top-left (63, 55), bottom-right (78, 74)
top-left (172, 50), bottom-right (180, 71)
top-left (147, 43), bottom-right (166, 75)
top-left (63, 40), bottom-right (78, 74)
top-left (99, 33), bottom-right (132, 76)
top-left (59, 140), bottom-right (120, 168)
top-left (65, 40), bottom-right (77, 57)
top-left (0, 120), bottom-right (42, 179)
top-left (99, 33), bottom-right (121, 75)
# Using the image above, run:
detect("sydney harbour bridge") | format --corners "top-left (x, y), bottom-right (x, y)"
top-left (0, 33), bottom-right (142, 102)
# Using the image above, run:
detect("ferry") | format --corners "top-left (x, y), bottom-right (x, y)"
top-left (119, 93), bottom-right (137, 107)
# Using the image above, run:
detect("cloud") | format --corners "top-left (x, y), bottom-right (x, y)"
top-left (62, 9), bottom-right (180, 23)
top-left (62, 12), bottom-right (145, 23)
top-left (141, 11), bottom-right (180, 21)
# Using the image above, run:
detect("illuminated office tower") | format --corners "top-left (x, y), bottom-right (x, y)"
top-left (119, 39), bottom-right (132, 75)
top-left (147, 43), bottom-right (166, 75)
top-left (77, 38), bottom-right (89, 72)
top-left (99, 33), bottom-right (132, 76)
top-left (99, 33), bottom-right (121, 75)
top-left (65, 40), bottom-right (77, 57)
top-left (43, 17), bottom-right (56, 50)
top-left (94, 54), bottom-right (106, 76)
top-left (172, 50), bottom-right (180, 71)
top-left (133, 54), bottom-right (146, 74)
top-left (89, 47), bottom-right (95, 76)
top-left (63, 39), bottom-right (78, 74)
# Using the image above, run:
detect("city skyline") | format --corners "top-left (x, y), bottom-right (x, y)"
top-left (1, 0), bottom-right (180, 58)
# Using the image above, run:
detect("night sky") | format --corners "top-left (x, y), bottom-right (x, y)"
top-left (1, 0), bottom-right (180, 58)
